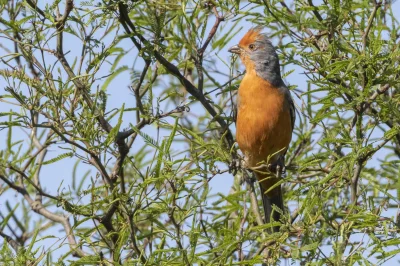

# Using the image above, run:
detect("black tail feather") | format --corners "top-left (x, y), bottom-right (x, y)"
top-left (260, 184), bottom-right (284, 233)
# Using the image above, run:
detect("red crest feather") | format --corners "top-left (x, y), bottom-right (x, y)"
top-left (239, 26), bottom-right (264, 47)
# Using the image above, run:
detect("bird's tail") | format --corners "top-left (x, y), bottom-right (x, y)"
top-left (258, 177), bottom-right (284, 232)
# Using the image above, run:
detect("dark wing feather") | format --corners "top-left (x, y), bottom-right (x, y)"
top-left (281, 85), bottom-right (296, 132)
top-left (288, 93), bottom-right (296, 132)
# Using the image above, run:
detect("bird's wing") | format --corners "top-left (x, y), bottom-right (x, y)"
top-left (282, 86), bottom-right (296, 132)
top-left (288, 93), bottom-right (296, 132)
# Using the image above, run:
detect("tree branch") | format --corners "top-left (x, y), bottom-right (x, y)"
top-left (117, 2), bottom-right (236, 155)
top-left (198, 6), bottom-right (225, 57)
top-left (0, 174), bottom-right (85, 257)
top-left (307, 0), bottom-right (323, 22)
top-left (0, 230), bottom-right (20, 252)
top-left (25, 0), bottom-right (46, 19)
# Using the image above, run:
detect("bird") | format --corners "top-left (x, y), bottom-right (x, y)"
top-left (228, 27), bottom-right (295, 231)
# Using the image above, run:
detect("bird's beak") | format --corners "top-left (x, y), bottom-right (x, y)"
top-left (228, 45), bottom-right (241, 55)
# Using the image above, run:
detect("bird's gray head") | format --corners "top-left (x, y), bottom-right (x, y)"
top-left (228, 28), bottom-right (282, 86)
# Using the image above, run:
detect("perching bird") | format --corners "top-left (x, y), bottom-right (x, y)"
top-left (228, 27), bottom-right (295, 231)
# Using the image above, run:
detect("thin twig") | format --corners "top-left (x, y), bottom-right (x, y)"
top-left (307, 0), bottom-right (323, 22)
top-left (25, 0), bottom-right (46, 18)
top-left (0, 230), bottom-right (20, 252)
top-left (362, 1), bottom-right (382, 50)
top-left (117, 2), bottom-right (236, 157)
top-left (0, 174), bottom-right (85, 257)
top-left (198, 7), bottom-right (225, 57)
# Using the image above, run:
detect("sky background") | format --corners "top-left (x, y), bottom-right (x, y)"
top-left (1, 0), bottom-right (400, 264)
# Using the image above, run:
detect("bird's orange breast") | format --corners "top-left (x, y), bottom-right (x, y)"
top-left (236, 72), bottom-right (292, 167)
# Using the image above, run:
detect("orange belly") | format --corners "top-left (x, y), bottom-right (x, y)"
top-left (236, 74), bottom-right (292, 168)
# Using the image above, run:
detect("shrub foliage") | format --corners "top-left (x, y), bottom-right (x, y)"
top-left (1, 0), bottom-right (400, 264)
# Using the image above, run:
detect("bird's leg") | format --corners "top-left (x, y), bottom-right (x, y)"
top-left (277, 155), bottom-right (286, 176)
top-left (275, 163), bottom-right (281, 178)
top-left (230, 156), bottom-right (258, 185)
top-left (229, 156), bottom-right (245, 176)
top-left (267, 156), bottom-right (286, 176)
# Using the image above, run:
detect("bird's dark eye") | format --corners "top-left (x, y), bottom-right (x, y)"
top-left (249, 44), bottom-right (255, 50)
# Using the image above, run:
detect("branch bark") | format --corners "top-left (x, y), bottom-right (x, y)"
top-left (0, 174), bottom-right (85, 257)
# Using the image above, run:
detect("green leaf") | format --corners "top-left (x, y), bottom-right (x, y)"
top-left (42, 152), bottom-right (74, 165)
top-left (165, 117), bottom-right (179, 153)
top-left (100, 66), bottom-right (129, 91)
top-left (131, 125), bottom-right (158, 149)
top-left (69, 256), bottom-right (101, 265)
top-left (105, 103), bottom-right (124, 147)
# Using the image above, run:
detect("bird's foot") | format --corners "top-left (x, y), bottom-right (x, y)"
top-left (267, 160), bottom-right (286, 176)
top-left (229, 158), bottom-right (241, 175)
top-left (242, 171), bottom-right (256, 184)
